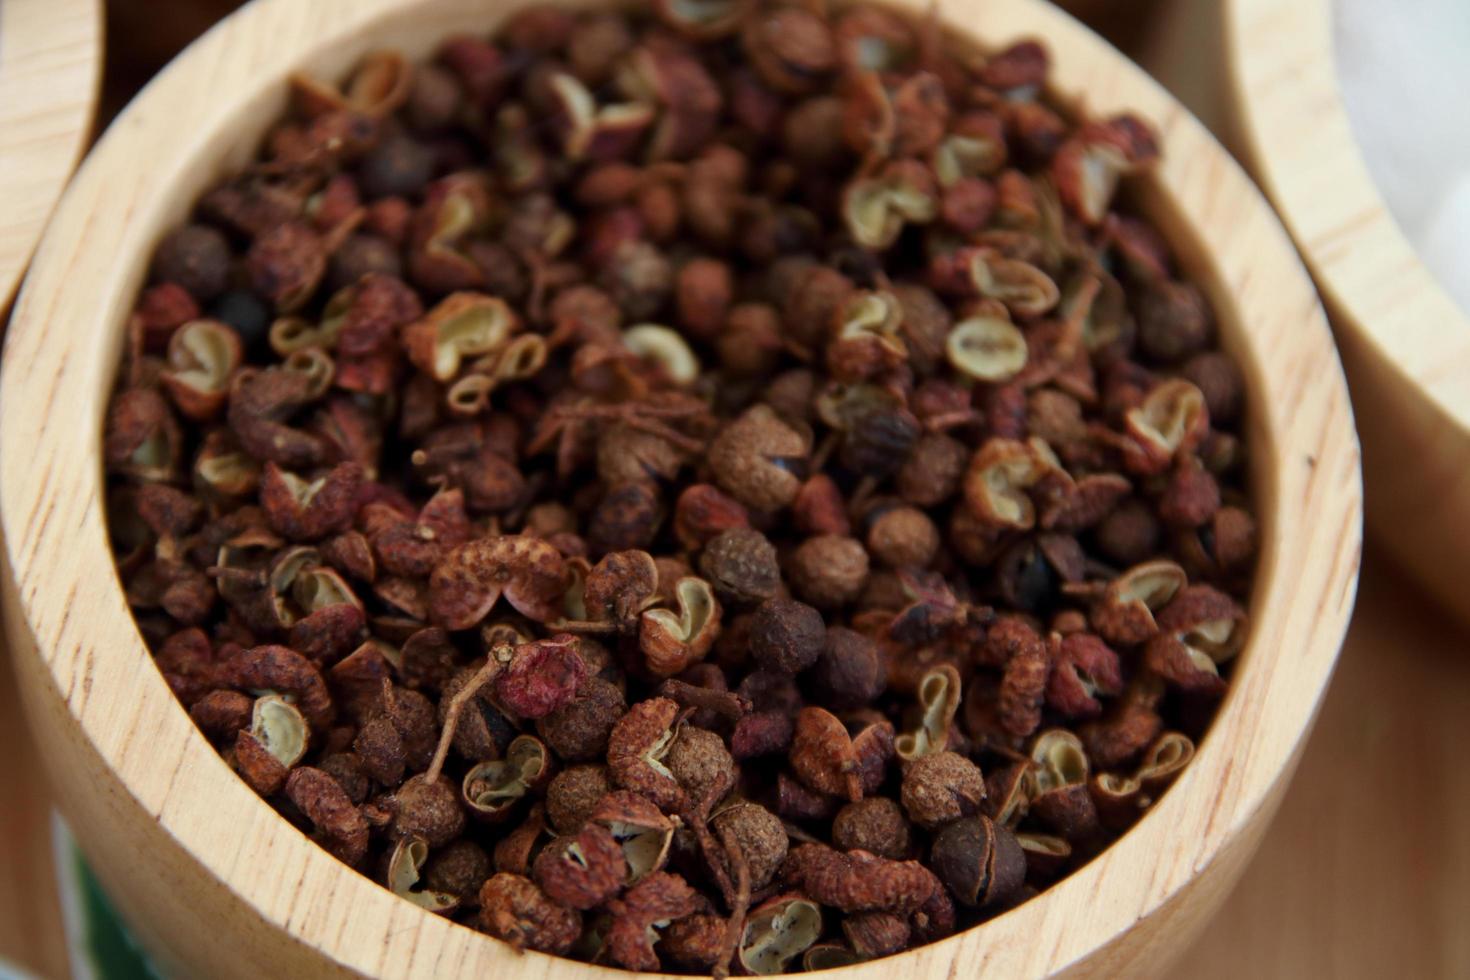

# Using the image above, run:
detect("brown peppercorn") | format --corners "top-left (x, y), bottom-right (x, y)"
top-left (784, 96), bottom-right (849, 170)
top-left (707, 405), bottom-right (807, 512)
top-left (711, 800), bottom-right (789, 889)
top-left (675, 257), bottom-right (732, 341)
top-left (355, 715), bottom-right (407, 787)
top-left (806, 627), bottom-right (885, 710)
top-left (660, 913), bottom-right (726, 972)
top-left (1027, 389), bottom-right (1087, 450)
top-left (406, 63), bottom-right (463, 132)
top-left (328, 234), bottom-right (403, 292)
top-left (359, 135), bottom-right (436, 199)
top-left (599, 240), bottom-right (673, 321)
top-left (787, 535), bottom-right (869, 609)
top-left (317, 751), bottom-right (371, 805)
top-left (843, 911), bottom-right (911, 958)
top-left (533, 823), bottom-right (628, 909)
top-left (1137, 279), bottom-right (1212, 364)
top-left (901, 752), bottom-right (986, 829)
top-left (393, 773), bottom-right (466, 848)
top-left (664, 726), bottom-right (736, 804)
top-left (832, 797), bottom-right (913, 860)
top-left (546, 764), bottom-right (614, 835)
top-left (568, 13), bottom-right (634, 84)
top-left (718, 302), bottom-right (784, 377)
top-left (423, 839), bottom-right (491, 905)
top-left (782, 843), bottom-right (937, 913)
top-left (743, 5), bottom-right (837, 94)
top-left (749, 598), bottom-right (826, 674)
top-left (1182, 350), bottom-right (1243, 425)
top-left (1094, 498), bottom-right (1163, 567)
top-left (153, 224), bottom-right (232, 302)
top-left (929, 816), bottom-right (1025, 908)
top-left (699, 527), bottom-right (781, 604)
top-left (587, 481), bottom-right (663, 555)
top-left (538, 676), bottom-right (627, 763)
top-left (866, 505), bottom-right (940, 569)
top-left (839, 408), bottom-right (920, 478)
top-left (479, 873), bottom-right (582, 955)
top-left (941, 177), bottom-right (997, 234)
top-left (1158, 463), bottom-right (1221, 528)
top-left (783, 264), bottom-right (854, 351)
top-left (897, 433), bottom-right (968, 507)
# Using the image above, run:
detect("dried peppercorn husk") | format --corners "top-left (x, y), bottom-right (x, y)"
top-left (105, 2), bottom-right (1257, 972)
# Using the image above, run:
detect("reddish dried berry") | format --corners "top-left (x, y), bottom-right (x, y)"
top-left (479, 873), bottom-right (582, 954)
top-left (782, 844), bottom-right (937, 913)
top-left (495, 635), bottom-right (587, 719)
top-left (533, 822), bottom-right (628, 909)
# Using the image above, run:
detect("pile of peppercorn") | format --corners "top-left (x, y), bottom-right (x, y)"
top-left (103, 0), bottom-right (1257, 974)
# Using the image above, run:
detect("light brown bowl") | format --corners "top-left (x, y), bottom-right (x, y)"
top-left (1225, 0), bottom-right (1470, 624)
top-left (0, 0), bottom-right (1361, 976)
top-left (0, 0), bottom-right (102, 309)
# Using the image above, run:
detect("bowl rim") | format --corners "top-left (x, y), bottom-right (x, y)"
top-left (1225, 0), bottom-right (1470, 443)
top-left (0, 0), bottom-right (1362, 976)
top-left (0, 0), bottom-right (102, 309)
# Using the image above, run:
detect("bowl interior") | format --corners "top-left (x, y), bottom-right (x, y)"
top-left (0, 0), bottom-right (1361, 976)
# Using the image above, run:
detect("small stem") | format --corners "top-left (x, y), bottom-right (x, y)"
top-left (424, 650), bottom-right (506, 784)
top-left (924, 409), bottom-right (981, 433)
top-left (624, 417), bottom-right (707, 455)
top-left (204, 566), bottom-right (268, 586)
top-left (658, 680), bottom-right (751, 722)
top-left (550, 619), bottom-right (621, 634)
top-left (712, 824), bottom-right (751, 980)
top-left (684, 771), bottom-right (738, 908)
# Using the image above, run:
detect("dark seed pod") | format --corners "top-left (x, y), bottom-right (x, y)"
top-left (839, 408), bottom-right (920, 477)
top-left (930, 816), bottom-right (1026, 908)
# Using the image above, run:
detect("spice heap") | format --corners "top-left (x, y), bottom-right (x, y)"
top-left (104, 1), bottom-right (1256, 973)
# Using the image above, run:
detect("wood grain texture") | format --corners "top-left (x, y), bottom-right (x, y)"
top-left (0, 0), bottom-right (102, 310)
top-left (1170, 552), bottom-right (1470, 979)
top-left (1224, 0), bottom-right (1470, 627)
top-left (0, 0), bottom-right (1361, 977)
top-left (0, 655), bottom-right (68, 978)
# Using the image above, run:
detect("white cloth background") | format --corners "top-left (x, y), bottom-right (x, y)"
top-left (1335, 0), bottom-right (1470, 314)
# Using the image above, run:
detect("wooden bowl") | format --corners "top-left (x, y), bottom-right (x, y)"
top-left (0, 0), bottom-right (1361, 975)
top-left (1225, 0), bottom-right (1470, 623)
top-left (0, 0), bottom-right (102, 310)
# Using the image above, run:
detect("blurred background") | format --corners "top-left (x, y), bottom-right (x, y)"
top-left (0, 0), bottom-right (1466, 976)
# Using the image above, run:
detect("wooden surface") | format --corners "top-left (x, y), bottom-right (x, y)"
top-left (0, 2), bottom-right (101, 977)
top-left (1170, 550), bottom-right (1470, 978)
top-left (0, 0), bottom-right (1359, 977)
top-left (1222, 0), bottom-right (1470, 627)
top-left (0, 0), bottom-right (102, 311)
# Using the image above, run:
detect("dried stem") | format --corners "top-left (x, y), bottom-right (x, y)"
top-left (712, 825), bottom-right (751, 980)
top-left (657, 680), bottom-right (751, 722)
top-left (684, 772), bottom-right (738, 909)
top-left (424, 650), bottom-right (506, 784)
top-left (625, 416), bottom-right (708, 455)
